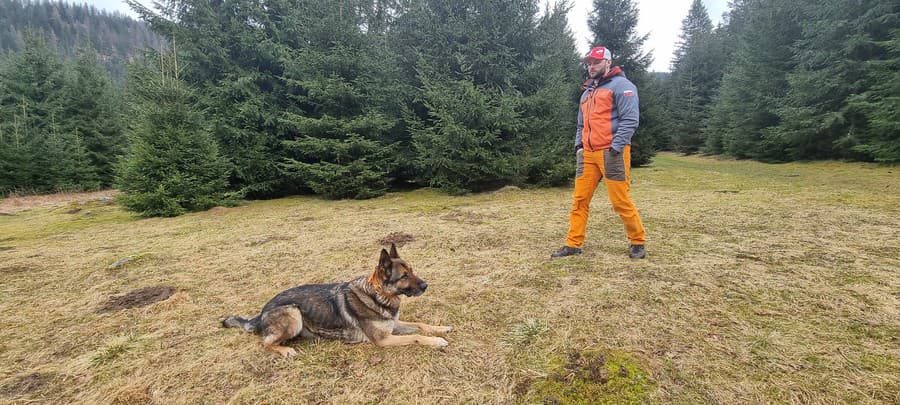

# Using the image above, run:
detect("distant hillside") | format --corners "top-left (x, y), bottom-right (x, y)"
top-left (0, 0), bottom-right (163, 78)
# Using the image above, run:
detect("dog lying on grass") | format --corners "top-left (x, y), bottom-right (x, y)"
top-left (222, 244), bottom-right (452, 357)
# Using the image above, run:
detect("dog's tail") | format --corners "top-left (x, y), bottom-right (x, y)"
top-left (221, 315), bottom-right (261, 333)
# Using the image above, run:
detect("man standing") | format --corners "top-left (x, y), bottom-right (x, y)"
top-left (551, 46), bottom-right (646, 259)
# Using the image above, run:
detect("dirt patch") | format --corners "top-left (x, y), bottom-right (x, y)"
top-left (0, 246), bottom-right (13, 251)
top-left (98, 286), bottom-right (176, 313)
top-left (378, 232), bottom-right (416, 247)
top-left (1, 373), bottom-right (52, 396)
top-left (513, 377), bottom-right (533, 397)
top-left (563, 350), bottom-right (610, 384)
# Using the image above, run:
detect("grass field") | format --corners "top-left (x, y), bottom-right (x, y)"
top-left (1, 153), bottom-right (898, 404)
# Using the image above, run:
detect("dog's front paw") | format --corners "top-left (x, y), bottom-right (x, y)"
top-left (269, 346), bottom-right (298, 358)
top-left (430, 337), bottom-right (449, 348)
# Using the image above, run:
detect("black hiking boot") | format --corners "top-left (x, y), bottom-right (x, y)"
top-left (629, 244), bottom-right (646, 259)
top-left (551, 246), bottom-right (583, 258)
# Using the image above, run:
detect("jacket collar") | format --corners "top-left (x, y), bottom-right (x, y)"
top-left (582, 66), bottom-right (624, 90)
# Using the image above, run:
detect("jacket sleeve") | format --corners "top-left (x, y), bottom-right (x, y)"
top-left (575, 92), bottom-right (585, 151)
top-left (611, 81), bottom-right (639, 153)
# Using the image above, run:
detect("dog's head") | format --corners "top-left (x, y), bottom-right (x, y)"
top-left (376, 243), bottom-right (428, 297)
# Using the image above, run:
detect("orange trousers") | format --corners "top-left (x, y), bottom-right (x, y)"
top-left (566, 145), bottom-right (646, 248)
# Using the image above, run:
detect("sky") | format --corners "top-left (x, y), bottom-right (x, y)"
top-left (83, 0), bottom-right (136, 16)
top-left (85, 0), bottom-right (729, 72)
top-left (561, 0), bottom-right (728, 71)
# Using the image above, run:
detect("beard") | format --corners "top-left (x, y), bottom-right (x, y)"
top-left (590, 66), bottom-right (609, 79)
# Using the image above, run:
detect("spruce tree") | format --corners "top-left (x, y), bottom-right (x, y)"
top-left (667, 0), bottom-right (717, 153)
top-left (116, 56), bottom-right (231, 217)
top-left (777, 0), bottom-right (899, 162)
top-left (33, 127), bottom-right (98, 192)
top-left (0, 32), bottom-right (98, 194)
top-left (586, 0), bottom-right (652, 79)
top-left (702, 0), bottom-right (751, 155)
top-left (0, 32), bottom-right (64, 141)
top-left (393, 0), bottom-right (541, 193)
top-left (59, 46), bottom-right (126, 186)
top-left (131, 0), bottom-right (406, 199)
top-left (278, 0), bottom-right (398, 199)
top-left (409, 72), bottom-right (522, 193)
top-left (585, 0), bottom-right (657, 166)
top-left (705, 0), bottom-right (803, 161)
top-left (846, 29), bottom-right (900, 163)
top-left (0, 55), bottom-right (25, 194)
top-left (129, 0), bottom-right (293, 198)
top-left (517, 0), bottom-right (583, 186)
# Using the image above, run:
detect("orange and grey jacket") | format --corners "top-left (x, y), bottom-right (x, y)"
top-left (575, 66), bottom-right (639, 153)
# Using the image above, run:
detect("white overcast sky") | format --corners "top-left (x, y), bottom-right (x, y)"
top-left (85, 0), bottom-right (729, 72)
top-left (561, 0), bottom-right (728, 71)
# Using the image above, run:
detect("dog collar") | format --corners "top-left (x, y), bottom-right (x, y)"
top-left (368, 271), bottom-right (397, 299)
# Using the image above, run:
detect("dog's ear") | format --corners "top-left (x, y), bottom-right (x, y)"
top-left (379, 248), bottom-right (393, 275)
top-left (389, 243), bottom-right (399, 258)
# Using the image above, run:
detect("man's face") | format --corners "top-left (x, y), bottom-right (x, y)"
top-left (586, 58), bottom-right (610, 79)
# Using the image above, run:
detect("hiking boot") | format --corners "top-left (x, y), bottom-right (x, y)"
top-left (551, 246), bottom-right (582, 258)
top-left (629, 244), bottom-right (646, 259)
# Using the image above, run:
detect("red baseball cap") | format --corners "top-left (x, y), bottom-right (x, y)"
top-left (581, 46), bottom-right (612, 62)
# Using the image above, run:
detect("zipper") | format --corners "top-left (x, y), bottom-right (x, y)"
top-left (585, 86), bottom-right (594, 151)
top-left (586, 76), bottom-right (615, 152)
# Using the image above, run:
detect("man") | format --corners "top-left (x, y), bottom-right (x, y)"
top-left (551, 46), bottom-right (646, 259)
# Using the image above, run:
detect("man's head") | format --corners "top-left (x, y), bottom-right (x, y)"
top-left (581, 46), bottom-right (612, 79)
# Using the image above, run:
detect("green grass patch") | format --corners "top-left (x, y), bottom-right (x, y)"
top-left (524, 349), bottom-right (655, 404)
top-left (88, 334), bottom-right (144, 367)
top-left (0, 200), bottom-right (134, 242)
top-left (503, 318), bottom-right (551, 348)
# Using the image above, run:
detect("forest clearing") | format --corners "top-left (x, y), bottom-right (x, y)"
top-left (1, 153), bottom-right (897, 403)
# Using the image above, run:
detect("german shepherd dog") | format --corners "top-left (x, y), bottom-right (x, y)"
top-left (222, 244), bottom-right (452, 357)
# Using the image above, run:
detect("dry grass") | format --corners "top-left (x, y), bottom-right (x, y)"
top-left (0, 153), bottom-right (898, 404)
top-left (0, 190), bottom-right (118, 215)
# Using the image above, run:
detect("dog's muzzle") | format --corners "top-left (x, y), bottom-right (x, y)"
top-left (402, 281), bottom-right (428, 297)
